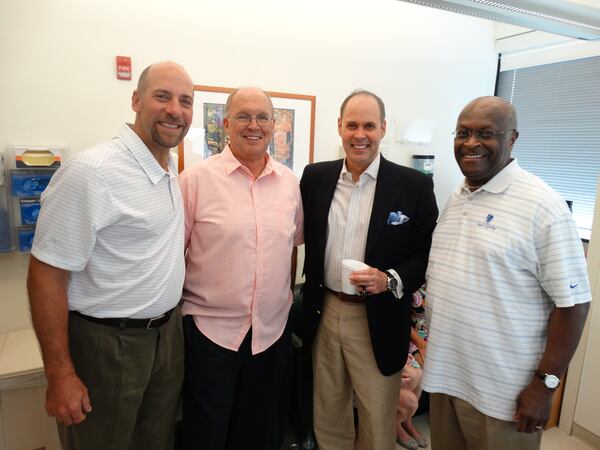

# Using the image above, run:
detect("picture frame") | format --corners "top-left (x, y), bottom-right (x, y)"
top-left (177, 85), bottom-right (315, 178)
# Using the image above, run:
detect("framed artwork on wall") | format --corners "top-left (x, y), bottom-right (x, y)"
top-left (177, 85), bottom-right (316, 178)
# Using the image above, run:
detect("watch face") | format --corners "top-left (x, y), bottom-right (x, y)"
top-left (387, 275), bottom-right (398, 290)
top-left (545, 375), bottom-right (560, 389)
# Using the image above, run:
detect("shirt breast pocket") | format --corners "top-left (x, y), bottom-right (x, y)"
top-left (266, 204), bottom-right (296, 241)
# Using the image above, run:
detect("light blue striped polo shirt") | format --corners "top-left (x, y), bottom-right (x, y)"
top-left (423, 159), bottom-right (591, 421)
top-left (32, 124), bottom-right (185, 319)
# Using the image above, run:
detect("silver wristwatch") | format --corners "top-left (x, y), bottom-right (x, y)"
top-left (384, 270), bottom-right (398, 292)
top-left (534, 370), bottom-right (560, 389)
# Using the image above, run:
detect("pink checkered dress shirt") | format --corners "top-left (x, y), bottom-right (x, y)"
top-left (179, 145), bottom-right (304, 354)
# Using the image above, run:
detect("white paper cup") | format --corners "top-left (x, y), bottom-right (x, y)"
top-left (341, 259), bottom-right (369, 294)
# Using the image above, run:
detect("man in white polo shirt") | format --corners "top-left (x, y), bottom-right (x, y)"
top-left (27, 61), bottom-right (194, 450)
top-left (423, 96), bottom-right (591, 450)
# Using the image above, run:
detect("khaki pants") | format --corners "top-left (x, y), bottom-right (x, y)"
top-left (429, 393), bottom-right (542, 450)
top-left (58, 308), bottom-right (184, 450)
top-left (313, 292), bottom-right (402, 450)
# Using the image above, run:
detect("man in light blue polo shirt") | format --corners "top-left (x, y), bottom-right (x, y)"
top-left (27, 61), bottom-right (194, 450)
top-left (424, 96), bottom-right (591, 450)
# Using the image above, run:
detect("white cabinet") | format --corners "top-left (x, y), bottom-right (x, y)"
top-left (0, 329), bottom-right (60, 450)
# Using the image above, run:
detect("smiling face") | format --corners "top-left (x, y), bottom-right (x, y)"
top-left (338, 94), bottom-right (386, 177)
top-left (223, 88), bottom-right (274, 165)
top-left (131, 62), bottom-right (194, 158)
top-left (454, 97), bottom-right (518, 187)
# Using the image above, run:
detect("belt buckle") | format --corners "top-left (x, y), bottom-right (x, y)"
top-left (146, 313), bottom-right (166, 330)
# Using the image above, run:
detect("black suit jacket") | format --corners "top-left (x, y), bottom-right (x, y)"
top-left (300, 156), bottom-right (438, 376)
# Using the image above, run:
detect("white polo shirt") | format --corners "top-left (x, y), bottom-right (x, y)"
top-left (423, 159), bottom-right (591, 421)
top-left (32, 124), bottom-right (185, 319)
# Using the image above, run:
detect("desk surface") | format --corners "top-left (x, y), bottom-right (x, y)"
top-left (0, 328), bottom-right (44, 386)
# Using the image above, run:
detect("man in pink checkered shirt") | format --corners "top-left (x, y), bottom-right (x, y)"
top-left (179, 87), bottom-right (303, 450)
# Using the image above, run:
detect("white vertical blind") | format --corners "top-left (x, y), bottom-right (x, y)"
top-left (497, 55), bottom-right (600, 240)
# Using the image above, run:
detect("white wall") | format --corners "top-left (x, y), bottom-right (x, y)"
top-left (0, 0), bottom-right (498, 332)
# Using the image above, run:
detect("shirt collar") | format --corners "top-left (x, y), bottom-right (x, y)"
top-left (120, 124), bottom-right (175, 184)
top-left (263, 152), bottom-right (284, 177)
top-left (341, 153), bottom-right (380, 183)
top-left (460, 159), bottom-right (521, 195)
top-left (221, 144), bottom-right (284, 178)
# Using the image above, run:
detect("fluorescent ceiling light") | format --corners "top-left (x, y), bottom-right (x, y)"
top-left (397, 0), bottom-right (600, 40)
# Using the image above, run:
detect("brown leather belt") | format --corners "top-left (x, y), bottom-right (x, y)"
top-left (325, 286), bottom-right (365, 303)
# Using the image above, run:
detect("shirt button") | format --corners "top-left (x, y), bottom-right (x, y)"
top-left (317, 310), bottom-right (321, 315)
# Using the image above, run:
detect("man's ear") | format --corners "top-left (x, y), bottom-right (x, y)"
top-left (132, 90), bottom-right (141, 113)
top-left (337, 117), bottom-right (342, 137)
top-left (508, 129), bottom-right (519, 148)
top-left (223, 116), bottom-right (230, 134)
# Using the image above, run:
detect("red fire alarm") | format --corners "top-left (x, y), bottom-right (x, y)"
top-left (116, 56), bottom-right (132, 80)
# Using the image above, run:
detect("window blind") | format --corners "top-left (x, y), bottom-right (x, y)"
top-left (497, 56), bottom-right (600, 240)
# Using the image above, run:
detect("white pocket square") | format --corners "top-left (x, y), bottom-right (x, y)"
top-left (387, 211), bottom-right (409, 225)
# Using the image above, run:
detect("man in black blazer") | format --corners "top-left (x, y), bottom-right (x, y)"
top-left (300, 90), bottom-right (438, 450)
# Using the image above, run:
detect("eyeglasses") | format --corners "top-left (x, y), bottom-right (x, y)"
top-left (233, 114), bottom-right (273, 126)
top-left (453, 129), bottom-right (507, 141)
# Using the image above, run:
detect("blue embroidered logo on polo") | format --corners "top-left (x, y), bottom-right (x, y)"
top-left (570, 283), bottom-right (579, 289)
top-left (478, 213), bottom-right (497, 230)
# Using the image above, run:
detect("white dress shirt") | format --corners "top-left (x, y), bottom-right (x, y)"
top-left (324, 154), bottom-right (402, 297)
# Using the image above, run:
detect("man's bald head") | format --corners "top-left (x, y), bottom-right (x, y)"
top-left (136, 61), bottom-right (193, 95)
top-left (458, 96), bottom-right (517, 132)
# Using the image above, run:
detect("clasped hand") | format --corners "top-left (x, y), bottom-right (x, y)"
top-left (349, 267), bottom-right (388, 295)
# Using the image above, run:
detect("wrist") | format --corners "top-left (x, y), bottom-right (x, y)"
top-left (529, 380), bottom-right (555, 399)
top-left (45, 365), bottom-right (77, 382)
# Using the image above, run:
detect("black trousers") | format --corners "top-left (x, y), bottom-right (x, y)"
top-left (182, 316), bottom-right (291, 450)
